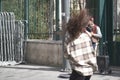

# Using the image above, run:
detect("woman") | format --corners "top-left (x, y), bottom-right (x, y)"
top-left (65, 9), bottom-right (98, 80)
top-left (86, 17), bottom-right (102, 55)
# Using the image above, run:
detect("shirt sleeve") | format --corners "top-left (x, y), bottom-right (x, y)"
top-left (93, 26), bottom-right (102, 38)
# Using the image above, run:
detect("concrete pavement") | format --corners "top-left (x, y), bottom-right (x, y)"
top-left (0, 64), bottom-right (120, 80)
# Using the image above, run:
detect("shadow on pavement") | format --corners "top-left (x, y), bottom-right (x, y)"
top-left (0, 64), bottom-right (61, 71)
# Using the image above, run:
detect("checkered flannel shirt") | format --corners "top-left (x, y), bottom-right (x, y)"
top-left (66, 33), bottom-right (98, 76)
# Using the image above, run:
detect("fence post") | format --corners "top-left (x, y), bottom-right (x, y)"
top-left (24, 0), bottom-right (29, 40)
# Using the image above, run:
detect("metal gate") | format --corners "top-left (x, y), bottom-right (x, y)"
top-left (0, 12), bottom-right (24, 66)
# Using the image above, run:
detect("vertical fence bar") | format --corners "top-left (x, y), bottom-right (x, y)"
top-left (7, 12), bottom-right (11, 61)
top-left (3, 13), bottom-right (7, 61)
top-left (10, 12), bottom-right (15, 61)
top-left (55, 0), bottom-right (60, 40)
top-left (0, 13), bottom-right (3, 61)
top-left (24, 0), bottom-right (29, 40)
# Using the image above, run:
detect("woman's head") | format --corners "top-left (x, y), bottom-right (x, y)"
top-left (67, 9), bottom-right (90, 40)
top-left (88, 17), bottom-right (94, 26)
top-left (78, 9), bottom-right (91, 29)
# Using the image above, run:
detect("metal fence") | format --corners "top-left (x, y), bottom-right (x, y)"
top-left (0, 12), bottom-right (24, 66)
top-left (1, 0), bottom-right (55, 39)
top-left (0, 0), bottom-right (87, 40)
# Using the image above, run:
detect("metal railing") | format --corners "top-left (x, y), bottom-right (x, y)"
top-left (0, 12), bottom-right (24, 66)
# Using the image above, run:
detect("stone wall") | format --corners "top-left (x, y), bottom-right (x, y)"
top-left (24, 40), bottom-right (63, 67)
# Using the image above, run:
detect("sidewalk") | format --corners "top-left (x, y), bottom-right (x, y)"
top-left (0, 64), bottom-right (120, 80)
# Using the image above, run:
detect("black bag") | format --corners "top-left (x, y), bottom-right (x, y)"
top-left (97, 42), bottom-right (112, 74)
top-left (97, 56), bottom-right (112, 74)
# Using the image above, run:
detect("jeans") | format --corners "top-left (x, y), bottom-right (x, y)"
top-left (70, 70), bottom-right (91, 80)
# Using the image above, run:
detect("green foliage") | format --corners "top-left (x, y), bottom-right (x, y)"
top-left (2, 0), bottom-right (24, 20)
top-left (28, 0), bottom-right (49, 39)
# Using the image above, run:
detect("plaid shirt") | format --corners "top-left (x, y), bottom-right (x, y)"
top-left (66, 33), bottom-right (98, 76)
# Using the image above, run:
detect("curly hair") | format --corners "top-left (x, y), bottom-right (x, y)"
top-left (67, 9), bottom-right (90, 41)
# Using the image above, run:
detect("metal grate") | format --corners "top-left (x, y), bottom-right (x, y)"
top-left (0, 12), bottom-right (24, 66)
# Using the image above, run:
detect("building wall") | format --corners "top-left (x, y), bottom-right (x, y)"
top-left (25, 40), bottom-right (63, 67)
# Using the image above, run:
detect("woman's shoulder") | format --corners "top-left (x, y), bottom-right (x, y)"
top-left (80, 33), bottom-right (90, 37)
top-left (78, 33), bottom-right (91, 41)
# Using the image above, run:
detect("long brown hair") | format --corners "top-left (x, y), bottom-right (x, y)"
top-left (67, 9), bottom-right (90, 41)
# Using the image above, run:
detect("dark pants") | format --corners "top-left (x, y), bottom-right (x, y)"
top-left (70, 70), bottom-right (91, 80)
top-left (92, 42), bottom-right (96, 49)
